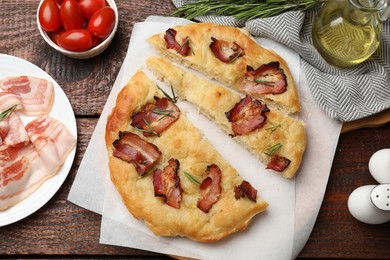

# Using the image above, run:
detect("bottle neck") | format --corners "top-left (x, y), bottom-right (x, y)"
top-left (349, 0), bottom-right (387, 11)
top-left (349, 0), bottom-right (390, 20)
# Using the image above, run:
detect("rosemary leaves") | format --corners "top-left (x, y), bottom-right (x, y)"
top-left (173, 0), bottom-right (321, 21)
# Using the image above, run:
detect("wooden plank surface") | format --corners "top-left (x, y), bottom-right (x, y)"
top-left (1, 0), bottom-right (390, 259)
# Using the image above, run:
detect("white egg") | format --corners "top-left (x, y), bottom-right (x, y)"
top-left (368, 148), bottom-right (390, 184)
top-left (348, 185), bottom-right (390, 224)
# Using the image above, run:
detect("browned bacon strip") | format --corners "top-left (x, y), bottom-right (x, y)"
top-left (112, 131), bottom-right (161, 175)
top-left (131, 97), bottom-right (180, 137)
top-left (234, 180), bottom-right (257, 202)
top-left (240, 62), bottom-right (287, 95)
top-left (197, 164), bottom-right (222, 213)
top-left (209, 37), bottom-right (245, 63)
top-left (164, 28), bottom-right (179, 50)
top-left (225, 95), bottom-right (270, 136)
top-left (152, 169), bottom-right (164, 197)
top-left (153, 158), bottom-right (182, 209)
top-left (0, 76), bottom-right (54, 116)
top-left (266, 154), bottom-right (291, 172)
top-left (163, 28), bottom-right (191, 57)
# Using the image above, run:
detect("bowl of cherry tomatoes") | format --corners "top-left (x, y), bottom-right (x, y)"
top-left (37, 0), bottom-right (118, 59)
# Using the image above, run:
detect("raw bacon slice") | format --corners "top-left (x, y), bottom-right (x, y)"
top-left (152, 158), bottom-right (182, 209)
top-left (0, 76), bottom-right (54, 116)
top-left (0, 115), bottom-right (76, 210)
top-left (234, 180), bottom-right (257, 202)
top-left (225, 95), bottom-right (270, 136)
top-left (0, 119), bottom-right (8, 145)
top-left (209, 37), bottom-right (245, 63)
top-left (240, 62), bottom-right (287, 95)
top-left (26, 115), bottom-right (76, 164)
top-left (131, 97), bottom-right (180, 137)
top-left (0, 112), bottom-right (29, 151)
top-left (0, 92), bottom-right (22, 112)
top-left (197, 164), bottom-right (222, 213)
top-left (0, 144), bottom-right (38, 210)
top-left (266, 154), bottom-right (291, 172)
top-left (0, 109), bottom-right (11, 146)
top-left (164, 28), bottom-right (191, 56)
top-left (112, 131), bottom-right (161, 175)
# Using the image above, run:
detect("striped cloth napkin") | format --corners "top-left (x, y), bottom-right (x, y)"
top-left (172, 1), bottom-right (390, 122)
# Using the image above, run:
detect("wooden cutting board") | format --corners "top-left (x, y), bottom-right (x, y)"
top-left (341, 109), bottom-right (390, 133)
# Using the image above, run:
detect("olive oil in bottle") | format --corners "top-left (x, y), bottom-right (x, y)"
top-left (312, 0), bottom-right (383, 67)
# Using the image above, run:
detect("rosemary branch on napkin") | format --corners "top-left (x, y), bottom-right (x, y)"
top-left (173, 0), bottom-right (321, 20)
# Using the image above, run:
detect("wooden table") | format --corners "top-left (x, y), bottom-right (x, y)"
top-left (1, 0), bottom-right (390, 259)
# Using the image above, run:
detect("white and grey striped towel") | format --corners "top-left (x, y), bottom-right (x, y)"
top-left (172, 1), bottom-right (390, 122)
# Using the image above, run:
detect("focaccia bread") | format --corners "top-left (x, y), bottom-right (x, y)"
top-left (146, 57), bottom-right (306, 179)
top-left (147, 22), bottom-right (300, 114)
top-left (105, 71), bottom-right (268, 242)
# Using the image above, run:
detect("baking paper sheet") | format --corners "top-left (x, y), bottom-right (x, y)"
top-left (68, 16), bottom-right (342, 259)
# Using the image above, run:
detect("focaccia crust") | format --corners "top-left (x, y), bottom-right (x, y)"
top-left (147, 22), bottom-right (300, 114)
top-left (146, 57), bottom-right (306, 178)
top-left (105, 71), bottom-right (267, 242)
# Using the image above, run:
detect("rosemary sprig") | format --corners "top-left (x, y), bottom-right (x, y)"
top-left (229, 51), bottom-right (242, 63)
top-left (264, 143), bottom-right (282, 157)
top-left (133, 126), bottom-right (155, 135)
top-left (266, 123), bottom-right (281, 133)
top-left (134, 118), bottom-right (159, 136)
top-left (183, 171), bottom-right (201, 185)
top-left (157, 85), bottom-right (178, 103)
top-left (139, 167), bottom-right (156, 178)
top-left (0, 105), bottom-right (17, 122)
top-left (254, 79), bottom-right (275, 87)
top-left (178, 37), bottom-right (191, 54)
top-left (173, 0), bottom-right (321, 21)
top-left (143, 118), bottom-right (158, 136)
top-left (152, 109), bottom-right (175, 120)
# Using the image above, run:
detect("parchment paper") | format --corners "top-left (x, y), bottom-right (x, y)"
top-left (68, 16), bottom-right (342, 259)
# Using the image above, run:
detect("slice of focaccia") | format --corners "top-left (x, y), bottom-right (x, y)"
top-left (147, 22), bottom-right (300, 114)
top-left (105, 71), bottom-right (268, 242)
top-left (146, 57), bottom-right (306, 179)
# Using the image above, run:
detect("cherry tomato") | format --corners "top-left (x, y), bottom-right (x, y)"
top-left (49, 27), bottom-right (65, 45)
top-left (87, 6), bottom-right (115, 39)
top-left (90, 35), bottom-right (101, 48)
top-left (38, 0), bottom-right (61, 32)
top-left (78, 0), bottom-right (106, 20)
top-left (55, 0), bottom-right (64, 5)
top-left (60, 0), bottom-right (84, 31)
top-left (58, 29), bottom-right (92, 51)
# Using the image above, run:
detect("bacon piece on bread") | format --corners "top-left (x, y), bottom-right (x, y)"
top-left (163, 28), bottom-right (191, 56)
top-left (225, 95), bottom-right (270, 136)
top-left (234, 180), bottom-right (257, 202)
top-left (197, 164), bottom-right (222, 213)
top-left (112, 131), bottom-right (161, 175)
top-left (209, 37), bottom-right (245, 63)
top-left (241, 62), bottom-right (287, 95)
top-left (131, 97), bottom-right (180, 137)
top-left (266, 154), bottom-right (291, 172)
top-left (153, 158), bottom-right (182, 209)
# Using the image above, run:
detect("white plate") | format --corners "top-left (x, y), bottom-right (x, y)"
top-left (0, 54), bottom-right (77, 226)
